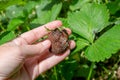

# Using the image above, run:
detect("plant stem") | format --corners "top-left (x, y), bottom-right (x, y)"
top-left (87, 62), bottom-right (94, 80)
top-left (54, 67), bottom-right (58, 80)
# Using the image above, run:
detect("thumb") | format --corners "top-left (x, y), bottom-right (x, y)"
top-left (20, 40), bottom-right (51, 57)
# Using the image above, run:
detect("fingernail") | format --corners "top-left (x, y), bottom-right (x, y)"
top-left (42, 40), bottom-right (51, 46)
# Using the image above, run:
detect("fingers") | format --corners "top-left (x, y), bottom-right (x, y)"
top-left (69, 40), bottom-right (76, 49)
top-left (64, 28), bottom-right (71, 35)
top-left (20, 40), bottom-right (51, 57)
top-left (38, 50), bottom-right (70, 73)
top-left (22, 40), bottom-right (75, 79)
top-left (12, 20), bottom-right (62, 45)
top-left (38, 40), bottom-right (75, 74)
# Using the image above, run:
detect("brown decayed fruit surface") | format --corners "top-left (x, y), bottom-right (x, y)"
top-left (48, 28), bottom-right (69, 54)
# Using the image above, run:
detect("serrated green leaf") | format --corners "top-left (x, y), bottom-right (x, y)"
top-left (0, 31), bottom-right (16, 45)
top-left (61, 60), bottom-right (78, 80)
top-left (71, 38), bottom-right (89, 55)
top-left (74, 65), bottom-right (90, 78)
top-left (24, 1), bottom-right (36, 14)
top-left (7, 18), bottom-right (23, 31)
top-left (0, 0), bottom-right (25, 11)
top-left (69, 0), bottom-right (90, 11)
top-left (57, 18), bottom-right (69, 27)
top-left (85, 24), bottom-right (120, 62)
top-left (33, 0), bottom-right (62, 24)
top-left (6, 5), bottom-right (25, 19)
top-left (68, 3), bottom-right (109, 43)
top-left (115, 18), bottom-right (120, 25)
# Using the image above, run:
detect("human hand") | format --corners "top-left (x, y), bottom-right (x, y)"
top-left (0, 20), bottom-right (75, 80)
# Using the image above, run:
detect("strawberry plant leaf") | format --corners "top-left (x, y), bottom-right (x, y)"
top-left (71, 38), bottom-right (89, 55)
top-left (24, 1), bottom-right (37, 14)
top-left (115, 18), bottom-right (120, 25)
top-left (32, 0), bottom-right (62, 24)
top-left (0, 31), bottom-right (16, 45)
top-left (0, 0), bottom-right (25, 11)
top-left (69, 0), bottom-right (90, 11)
top-left (7, 18), bottom-right (23, 31)
top-left (75, 64), bottom-right (91, 78)
top-left (107, 0), bottom-right (120, 14)
top-left (6, 5), bottom-right (25, 19)
top-left (60, 60), bottom-right (78, 80)
top-left (68, 3), bottom-right (109, 43)
top-left (85, 24), bottom-right (120, 62)
top-left (57, 18), bottom-right (69, 27)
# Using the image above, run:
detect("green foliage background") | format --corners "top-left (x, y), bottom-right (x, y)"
top-left (0, 0), bottom-right (120, 80)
